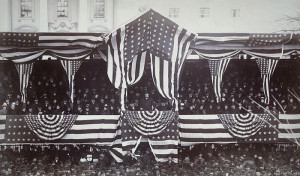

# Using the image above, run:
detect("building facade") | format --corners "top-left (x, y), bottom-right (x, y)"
top-left (0, 0), bottom-right (299, 33)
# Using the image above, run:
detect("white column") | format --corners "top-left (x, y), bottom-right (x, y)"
top-left (78, 0), bottom-right (88, 32)
top-left (39, 0), bottom-right (48, 32)
top-left (0, 0), bottom-right (12, 31)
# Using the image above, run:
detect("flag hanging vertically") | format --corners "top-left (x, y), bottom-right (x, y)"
top-left (15, 62), bottom-right (34, 103)
top-left (208, 58), bottom-right (230, 103)
top-left (60, 60), bottom-right (82, 103)
top-left (256, 58), bottom-right (278, 104)
top-left (106, 9), bottom-right (196, 111)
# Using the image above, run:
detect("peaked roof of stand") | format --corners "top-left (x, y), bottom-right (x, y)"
top-left (105, 9), bottom-right (196, 63)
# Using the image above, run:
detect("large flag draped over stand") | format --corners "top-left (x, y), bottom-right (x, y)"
top-left (255, 58), bottom-right (278, 104)
top-left (60, 60), bottom-right (83, 103)
top-left (15, 62), bottom-right (34, 103)
top-left (208, 59), bottom-right (231, 103)
top-left (105, 9), bottom-right (196, 111)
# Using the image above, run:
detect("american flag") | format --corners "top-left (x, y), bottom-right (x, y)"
top-left (106, 9), bottom-right (195, 110)
top-left (124, 110), bottom-right (176, 136)
top-left (2, 115), bottom-right (119, 144)
top-left (0, 115), bottom-right (6, 143)
top-left (0, 32), bottom-right (104, 63)
top-left (248, 33), bottom-right (292, 47)
top-left (179, 114), bottom-right (300, 146)
top-left (126, 51), bottom-right (147, 85)
top-left (191, 33), bottom-right (294, 59)
top-left (24, 115), bottom-right (77, 141)
top-left (0, 32), bottom-right (103, 48)
top-left (278, 114), bottom-right (300, 143)
top-left (5, 116), bottom-right (41, 143)
top-left (218, 113), bottom-right (272, 138)
top-left (208, 59), bottom-right (230, 102)
top-left (179, 115), bottom-right (236, 146)
top-left (238, 114), bottom-right (278, 143)
top-left (1, 114), bottom-right (299, 148)
top-left (60, 60), bottom-right (83, 103)
top-left (15, 62), bottom-right (34, 103)
top-left (121, 117), bottom-right (179, 163)
top-left (256, 58), bottom-right (278, 104)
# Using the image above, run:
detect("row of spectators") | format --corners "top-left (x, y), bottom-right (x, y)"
top-left (0, 59), bottom-right (299, 115)
top-left (0, 143), bottom-right (299, 175)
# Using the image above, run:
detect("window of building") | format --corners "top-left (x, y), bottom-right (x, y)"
top-left (20, 0), bottom-right (33, 18)
top-left (92, 0), bottom-right (105, 18)
top-left (231, 9), bottom-right (240, 17)
top-left (169, 8), bottom-right (179, 18)
top-left (57, 0), bottom-right (69, 18)
top-left (200, 8), bottom-right (209, 18)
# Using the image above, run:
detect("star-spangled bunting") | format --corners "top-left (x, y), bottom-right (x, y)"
top-left (15, 62), bottom-right (34, 103)
top-left (60, 60), bottom-right (83, 103)
top-left (256, 58), bottom-right (278, 104)
top-left (238, 114), bottom-right (278, 143)
top-left (106, 9), bottom-right (196, 111)
top-left (5, 116), bottom-right (40, 143)
top-left (218, 113), bottom-right (272, 138)
top-left (248, 34), bottom-right (292, 47)
top-left (208, 59), bottom-right (230, 102)
top-left (121, 116), bottom-right (179, 163)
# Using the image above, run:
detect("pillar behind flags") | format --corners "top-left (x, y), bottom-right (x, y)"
top-left (256, 58), bottom-right (278, 104)
top-left (208, 58), bottom-right (230, 103)
top-left (15, 62), bottom-right (34, 103)
top-left (60, 60), bottom-right (82, 103)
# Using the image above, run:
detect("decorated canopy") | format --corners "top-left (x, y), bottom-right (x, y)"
top-left (0, 10), bottom-right (300, 105)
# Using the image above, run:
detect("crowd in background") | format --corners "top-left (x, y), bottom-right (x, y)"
top-left (0, 143), bottom-right (299, 175)
top-left (0, 59), bottom-right (299, 115)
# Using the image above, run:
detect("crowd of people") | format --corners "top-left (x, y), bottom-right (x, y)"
top-left (0, 59), bottom-right (299, 115)
top-left (0, 143), bottom-right (299, 175)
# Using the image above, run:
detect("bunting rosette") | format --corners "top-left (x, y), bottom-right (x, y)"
top-left (218, 113), bottom-right (271, 138)
top-left (24, 115), bottom-right (77, 141)
top-left (123, 110), bottom-right (177, 136)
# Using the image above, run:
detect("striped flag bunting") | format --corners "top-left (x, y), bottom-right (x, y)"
top-left (15, 62), bottom-right (34, 103)
top-left (106, 9), bottom-right (195, 110)
top-left (237, 114), bottom-right (278, 143)
top-left (124, 110), bottom-right (176, 136)
top-left (278, 114), bottom-right (300, 143)
top-left (24, 115), bottom-right (77, 141)
top-left (0, 32), bottom-right (104, 63)
top-left (0, 32), bottom-right (104, 48)
top-left (0, 114), bottom-right (299, 150)
top-left (121, 117), bottom-right (179, 163)
top-left (60, 60), bottom-right (83, 103)
top-left (255, 58), bottom-right (278, 104)
top-left (0, 115), bottom-right (6, 143)
top-left (3, 115), bottom-right (119, 144)
top-left (218, 114), bottom-right (272, 138)
top-left (191, 33), bottom-right (297, 59)
top-left (208, 58), bottom-right (231, 102)
top-left (179, 115), bottom-right (236, 146)
top-left (126, 51), bottom-right (147, 86)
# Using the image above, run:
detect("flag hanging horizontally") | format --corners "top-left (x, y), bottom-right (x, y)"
top-left (15, 62), bottom-right (34, 103)
top-left (24, 115), bottom-right (77, 141)
top-left (256, 58), bottom-right (278, 104)
top-left (0, 32), bottom-right (104, 63)
top-left (106, 9), bottom-right (196, 111)
top-left (218, 113), bottom-right (272, 138)
top-left (208, 58), bottom-right (231, 103)
top-left (60, 60), bottom-right (83, 103)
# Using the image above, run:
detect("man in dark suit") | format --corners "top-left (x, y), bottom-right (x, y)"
top-left (139, 93), bottom-right (156, 111)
